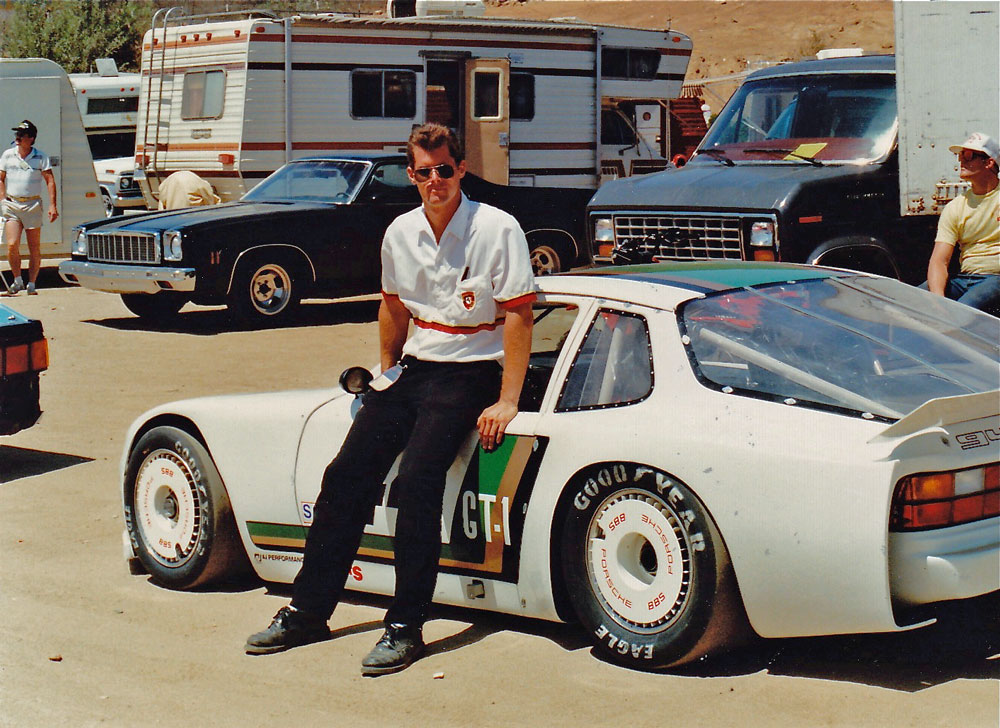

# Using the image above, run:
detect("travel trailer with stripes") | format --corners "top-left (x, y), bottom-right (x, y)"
top-left (134, 9), bottom-right (694, 206)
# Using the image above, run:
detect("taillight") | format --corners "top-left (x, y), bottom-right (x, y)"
top-left (890, 464), bottom-right (1000, 531)
top-left (1, 339), bottom-right (49, 376)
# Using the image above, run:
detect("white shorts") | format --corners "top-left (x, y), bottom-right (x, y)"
top-left (2, 197), bottom-right (44, 230)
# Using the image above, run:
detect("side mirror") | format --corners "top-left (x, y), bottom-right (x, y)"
top-left (339, 366), bottom-right (373, 395)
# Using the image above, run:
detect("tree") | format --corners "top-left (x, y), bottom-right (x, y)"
top-left (1, 0), bottom-right (152, 73)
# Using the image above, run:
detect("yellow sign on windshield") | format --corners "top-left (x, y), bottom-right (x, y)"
top-left (786, 143), bottom-right (827, 160)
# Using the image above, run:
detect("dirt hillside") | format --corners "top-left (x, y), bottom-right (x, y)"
top-left (487, 0), bottom-right (895, 105)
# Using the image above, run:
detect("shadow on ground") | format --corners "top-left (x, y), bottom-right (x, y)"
top-left (84, 298), bottom-right (380, 335)
top-left (0, 444), bottom-right (94, 483)
top-left (246, 583), bottom-right (999, 689)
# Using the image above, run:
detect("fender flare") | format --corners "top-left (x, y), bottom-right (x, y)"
top-left (226, 244), bottom-right (317, 296)
top-left (807, 235), bottom-right (902, 279)
top-left (524, 228), bottom-right (579, 262)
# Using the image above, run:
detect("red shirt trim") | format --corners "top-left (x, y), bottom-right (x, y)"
top-left (413, 316), bottom-right (505, 335)
top-left (497, 291), bottom-right (537, 310)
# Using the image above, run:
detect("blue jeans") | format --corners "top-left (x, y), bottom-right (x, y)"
top-left (921, 274), bottom-right (1000, 315)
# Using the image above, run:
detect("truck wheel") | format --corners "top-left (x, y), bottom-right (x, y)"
top-left (123, 426), bottom-right (247, 590)
top-left (120, 292), bottom-right (187, 320)
top-left (561, 463), bottom-right (738, 669)
top-left (101, 190), bottom-right (120, 218)
top-left (529, 243), bottom-right (563, 276)
top-left (228, 255), bottom-right (301, 325)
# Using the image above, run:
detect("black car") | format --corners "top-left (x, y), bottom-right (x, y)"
top-left (0, 302), bottom-right (49, 436)
top-left (59, 154), bottom-right (593, 324)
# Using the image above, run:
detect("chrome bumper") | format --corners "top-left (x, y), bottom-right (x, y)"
top-left (111, 193), bottom-right (146, 209)
top-left (889, 517), bottom-right (1000, 605)
top-left (59, 260), bottom-right (196, 294)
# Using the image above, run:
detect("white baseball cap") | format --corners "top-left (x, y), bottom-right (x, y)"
top-left (949, 132), bottom-right (999, 164)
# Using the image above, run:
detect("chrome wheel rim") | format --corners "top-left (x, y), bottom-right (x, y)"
top-left (248, 263), bottom-right (291, 315)
top-left (530, 245), bottom-right (559, 275)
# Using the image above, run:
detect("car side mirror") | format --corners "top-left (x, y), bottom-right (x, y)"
top-left (339, 366), bottom-right (373, 395)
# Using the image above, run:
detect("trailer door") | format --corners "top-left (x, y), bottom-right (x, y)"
top-left (464, 58), bottom-right (509, 185)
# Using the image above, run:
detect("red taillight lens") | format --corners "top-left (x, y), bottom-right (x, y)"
top-left (3, 343), bottom-right (29, 375)
top-left (1, 339), bottom-right (48, 376)
top-left (31, 339), bottom-right (49, 372)
top-left (891, 464), bottom-right (1000, 531)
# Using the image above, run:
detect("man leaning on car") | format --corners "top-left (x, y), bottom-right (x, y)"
top-left (245, 122), bottom-right (536, 675)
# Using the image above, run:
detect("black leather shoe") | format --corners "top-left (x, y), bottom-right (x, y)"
top-left (245, 606), bottom-right (329, 655)
top-left (360, 623), bottom-right (425, 676)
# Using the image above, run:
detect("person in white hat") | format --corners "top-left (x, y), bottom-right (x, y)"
top-left (0, 120), bottom-right (59, 295)
top-left (924, 132), bottom-right (999, 314)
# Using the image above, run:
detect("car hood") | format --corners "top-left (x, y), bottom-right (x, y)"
top-left (589, 160), bottom-right (879, 212)
top-left (93, 156), bottom-right (135, 176)
top-left (83, 201), bottom-right (330, 234)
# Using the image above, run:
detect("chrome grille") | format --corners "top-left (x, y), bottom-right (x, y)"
top-left (614, 215), bottom-right (743, 260)
top-left (87, 232), bottom-right (159, 264)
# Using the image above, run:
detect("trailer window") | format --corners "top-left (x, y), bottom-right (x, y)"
top-left (510, 73), bottom-right (534, 121)
top-left (181, 70), bottom-right (225, 120)
top-left (351, 70), bottom-right (416, 119)
top-left (472, 70), bottom-right (502, 120)
top-left (86, 96), bottom-right (140, 115)
top-left (602, 48), bottom-right (660, 80)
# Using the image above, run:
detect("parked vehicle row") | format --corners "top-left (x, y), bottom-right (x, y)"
top-left (59, 154), bottom-right (593, 324)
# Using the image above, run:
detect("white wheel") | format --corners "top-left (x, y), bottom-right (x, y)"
top-left (586, 491), bottom-right (691, 631)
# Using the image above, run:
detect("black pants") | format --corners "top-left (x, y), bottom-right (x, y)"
top-left (291, 357), bottom-right (502, 627)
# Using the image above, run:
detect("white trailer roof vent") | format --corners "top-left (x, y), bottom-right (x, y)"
top-left (386, 0), bottom-right (485, 18)
top-left (815, 48), bottom-right (865, 60)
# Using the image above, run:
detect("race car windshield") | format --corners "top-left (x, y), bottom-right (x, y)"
top-left (697, 73), bottom-right (897, 164)
top-left (680, 276), bottom-right (999, 420)
top-left (243, 160), bottom-right (370, 203)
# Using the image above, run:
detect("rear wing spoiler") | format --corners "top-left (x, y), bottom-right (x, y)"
top-left (871, 390), bottom-right (1000, 442)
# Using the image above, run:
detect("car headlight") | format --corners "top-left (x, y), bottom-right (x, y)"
top-left (162, 230), bottom-right (183, 261)
top-left (593, 217), bottom-right (617, 259)
top-left (72, 227), bottom-right (87, 256)
top-left (593, 217), bottom-right (615, 244)
top-left (749, 221), bottom-right (775, 247)
top-left (118, 174), bottom-right (134, 192)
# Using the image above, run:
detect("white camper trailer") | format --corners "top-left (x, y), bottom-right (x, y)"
top-left (134, 10), bottom-right (693, 205)
top-left (69, 61), bottom-right (147, 217)
top-left (0, 58), bottom-right (105, 259)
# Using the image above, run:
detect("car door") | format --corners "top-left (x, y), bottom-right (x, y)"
top-left (290, 294), bottom-right (594, 590)
top-left (311, 160), bottom-right (420, 294)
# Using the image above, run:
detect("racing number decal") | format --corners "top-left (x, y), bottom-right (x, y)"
top-left (247, 435), bottom-right (548, 582)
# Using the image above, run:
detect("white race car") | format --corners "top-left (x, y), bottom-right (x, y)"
top-left (121, 263), bottom-right (1000, 669)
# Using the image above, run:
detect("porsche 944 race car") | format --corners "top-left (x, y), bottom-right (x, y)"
top-left (120, 262), bottom-right (1000, 669)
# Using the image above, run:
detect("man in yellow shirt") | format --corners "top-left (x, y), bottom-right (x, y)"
top-left (925, 132), bottom-right (999, 314)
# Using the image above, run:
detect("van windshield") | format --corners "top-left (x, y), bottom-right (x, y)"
top-left (698, 73), bottom-right (896, 164)
top-left (243, 160), bottom-right (371, 203)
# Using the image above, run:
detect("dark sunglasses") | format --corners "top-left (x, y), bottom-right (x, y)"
top-left (412, 163), bottom-right (455, 181)
top-left (959, 149), bottom-right (988, 162)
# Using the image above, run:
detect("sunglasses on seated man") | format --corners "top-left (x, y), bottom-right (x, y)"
top-left (958, 149), bottom-right (989, 162)
top-left (412, 163), bottom-right (456, 181)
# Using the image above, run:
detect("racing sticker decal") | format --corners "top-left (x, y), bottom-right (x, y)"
top-left (247, 435), bottom-right (548, 582)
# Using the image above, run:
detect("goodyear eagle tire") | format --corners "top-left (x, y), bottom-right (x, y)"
top-left (123, 426), bottom-right (244, 589)
top-left (562, 463), bottom-right (736, 669)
